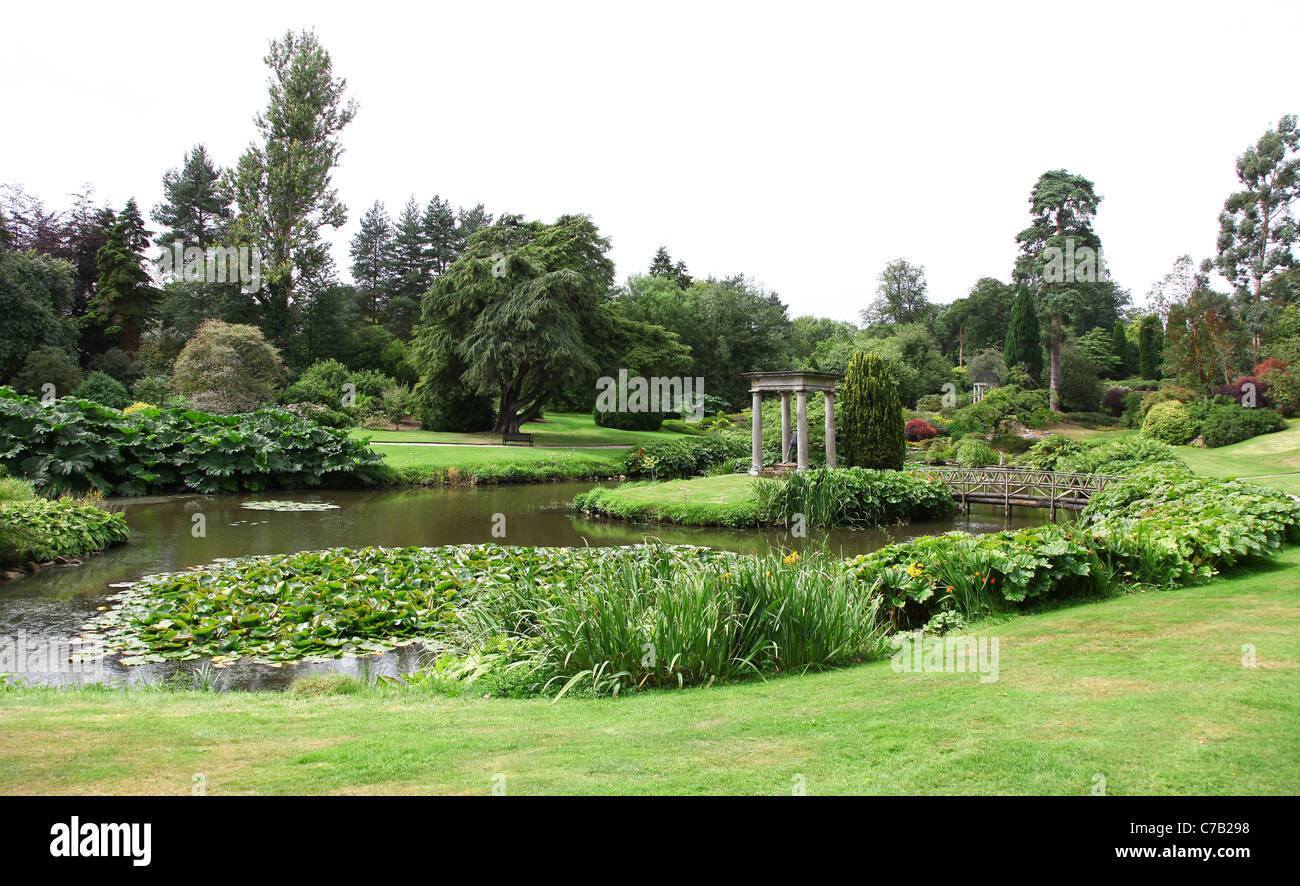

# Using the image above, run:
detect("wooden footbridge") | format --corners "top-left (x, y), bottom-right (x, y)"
top-left (920, 466), bottom-right (1121, 517)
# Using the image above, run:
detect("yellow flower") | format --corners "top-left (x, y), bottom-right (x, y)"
top-left (783, 552), bottom-right (799, 565)
top-left (907, 563), bottom-right (924, 578)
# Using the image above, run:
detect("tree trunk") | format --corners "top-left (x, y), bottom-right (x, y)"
top-left (1049, 318), bottom-right (1063, 412)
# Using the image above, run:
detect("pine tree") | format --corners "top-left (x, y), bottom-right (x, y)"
top-left (93, 199), bottom-right (159, 354)
top-left (422, 195), bottom-right (458, 276)
top-left (838, 350), bottom-right (905, 470)
top-left (454, 204), bottom-right (493, 256)
top-left (649, 246), bottom-right (674, 277)
top-left (349, 201), bottom-right (393, 324)
top-left (1004, 287), bottom-right (1042, 381)
top-left (152, 144), bottom-right (231, 250)
top-left (388, 197), bottom-right (429, 336)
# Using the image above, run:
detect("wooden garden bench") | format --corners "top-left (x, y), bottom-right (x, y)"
top-left (501, 432), bottom-right (534, 446)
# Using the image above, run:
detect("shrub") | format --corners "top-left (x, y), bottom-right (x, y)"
top-left (904, 418), bottom-right (937, 441)
top-left (283, 359), bottom-right (396, 409)
top-left (594, 408), bottom-right (666, 431)
top-left (1019, 435), bottom-right (1087, 470)
top-left (989, 434), bottom-right (1032, 454)
top-left (73, 371), bottom-right (130, 410)
top-left (754, 467), bottom-right (953, 528)
top-left (417, 385), bottom-right (496, 432)
top-left (1198, 403), bottom-right (1287, 448)
top-left (948, 385), bottom-right (1052, 438)
top-left (0, 386), bottom-right (383, 496)
top-left (171, 320), bottom-right (286, 414)
top-left (9, 347), bottom-right (82, 399)
top-left (131, 375), bottom-right (171, 405)
top-left (660, 419), bottom-right (710, 436)
top-left (1055, 436), bottom-right (1187, 475)
top-left (623, 434), bottom-right (747, 478)
top-left (840, 351), bottom-right (905, 470)
top-left (1213, 375), bottom-right (1272, 409)
top-left (846, 466), bottom-right (1300, 630)
top-left (0, 495), bottom-right (129, 567)
top-left (954, 437), bottom-right (998, 467)
top-left (1101, 386), bottom-right (1130, 416)
top-left (1061, 411), bottom-right (1118, 429)
top-left (1140, 400), bottom-right (1199, 445)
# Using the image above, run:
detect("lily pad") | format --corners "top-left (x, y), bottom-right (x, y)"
top-left (240, 500), bottom-right (341, 512)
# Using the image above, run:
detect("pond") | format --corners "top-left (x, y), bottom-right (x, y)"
top-left (0, 480), bottom-right (1061, 689)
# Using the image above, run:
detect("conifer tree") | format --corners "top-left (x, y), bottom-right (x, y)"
top-left (838, 350), bottom-right (905, 470)
top-left (1004, 287), bottom-right (1042, 381)
top-left (93, 199), bottom-right (159, 355)
top-left (349, 200), bottom-right (393, 324)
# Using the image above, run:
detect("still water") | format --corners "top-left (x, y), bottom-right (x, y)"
top-left (0, 481), bottom-right (1057, 689)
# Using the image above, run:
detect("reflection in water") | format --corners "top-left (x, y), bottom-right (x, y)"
top-left (0, 480), bottom-right (1063, 689)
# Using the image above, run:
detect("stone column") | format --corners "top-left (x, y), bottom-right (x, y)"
top-left (796, 390), bottom-right (809, 472)
top-left (750, 391), bottom-right (763, 476)
top-left (780, 393), bottom-right (792, 463)
top-left (824, 390), bottom-right (837, 468)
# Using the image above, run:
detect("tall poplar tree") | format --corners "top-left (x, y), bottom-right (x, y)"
top-left (230, 29), bottom-right (356, 344)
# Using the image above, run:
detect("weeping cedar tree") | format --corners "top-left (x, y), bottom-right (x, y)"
top-left (413, 214), bottom-right (615, 435)
top-left (839, 350), bottom-right (905, 470)
top-left (1004, 287), bottom-right (1042, 381)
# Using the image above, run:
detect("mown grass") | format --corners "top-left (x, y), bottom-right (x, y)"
top-left (573, 474), bottom-right (760, 526)
top-left (2, 546), bottom-right (1296, 795)
top-left (372, 444), bottom-right (625, 485)
top-left (355, 411), bottom-right (681, 448)
top-left (1048, 419), bottom-right (1300, 492)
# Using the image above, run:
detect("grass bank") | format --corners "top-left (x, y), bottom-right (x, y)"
top-left (355, 412), bottom-right (679, 448)
top-left (573, 474), bottom-right (760, 526)
top-left (3, 546), bottom-right (1297, 795)
top-left (372, 444), bottom-right (625, 485)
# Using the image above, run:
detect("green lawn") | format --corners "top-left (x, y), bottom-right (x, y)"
top-left (3, 546), bottom-right (1296, 794)
top-left (574, 473), bottom-right (760, 526)
top-left (372, 443), bottom-right (625, 484)
top-left (356, 412), bottom-right (679, 448)
top-left (1052, 419), bottom-right (1300, 493)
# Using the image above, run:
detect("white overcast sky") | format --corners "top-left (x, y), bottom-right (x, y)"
top-left (3, 0), bottom-right (1297, 322)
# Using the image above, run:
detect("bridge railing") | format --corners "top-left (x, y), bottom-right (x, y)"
top-left (914, 466), bottom-right (1123, 514)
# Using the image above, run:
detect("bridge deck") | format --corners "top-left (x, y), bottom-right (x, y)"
top-left (917, 466), bottom-right (1120, 515)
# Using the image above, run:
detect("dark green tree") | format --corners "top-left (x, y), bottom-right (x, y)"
top-left (1138, 314), bottom-right (1163, 379)
top-left (1014, 170), bottom-right (1105, 410)
top-left (93, 199), bottom-right (159, 355)
top-left (422, 195), bottom-right (458, 276)
top-left (1004, 287), bottom-right (1042, 380)
top-left (349, 201), bottom-right (393, 324)
top-left (1110, 322), bottom-right (1129, 378)
top-left (838, 350), bottom-right (904, 470)
top-left (152, 145), bottom-right (231, 250)
top-left (412, 213), bottom-right (615, 434)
